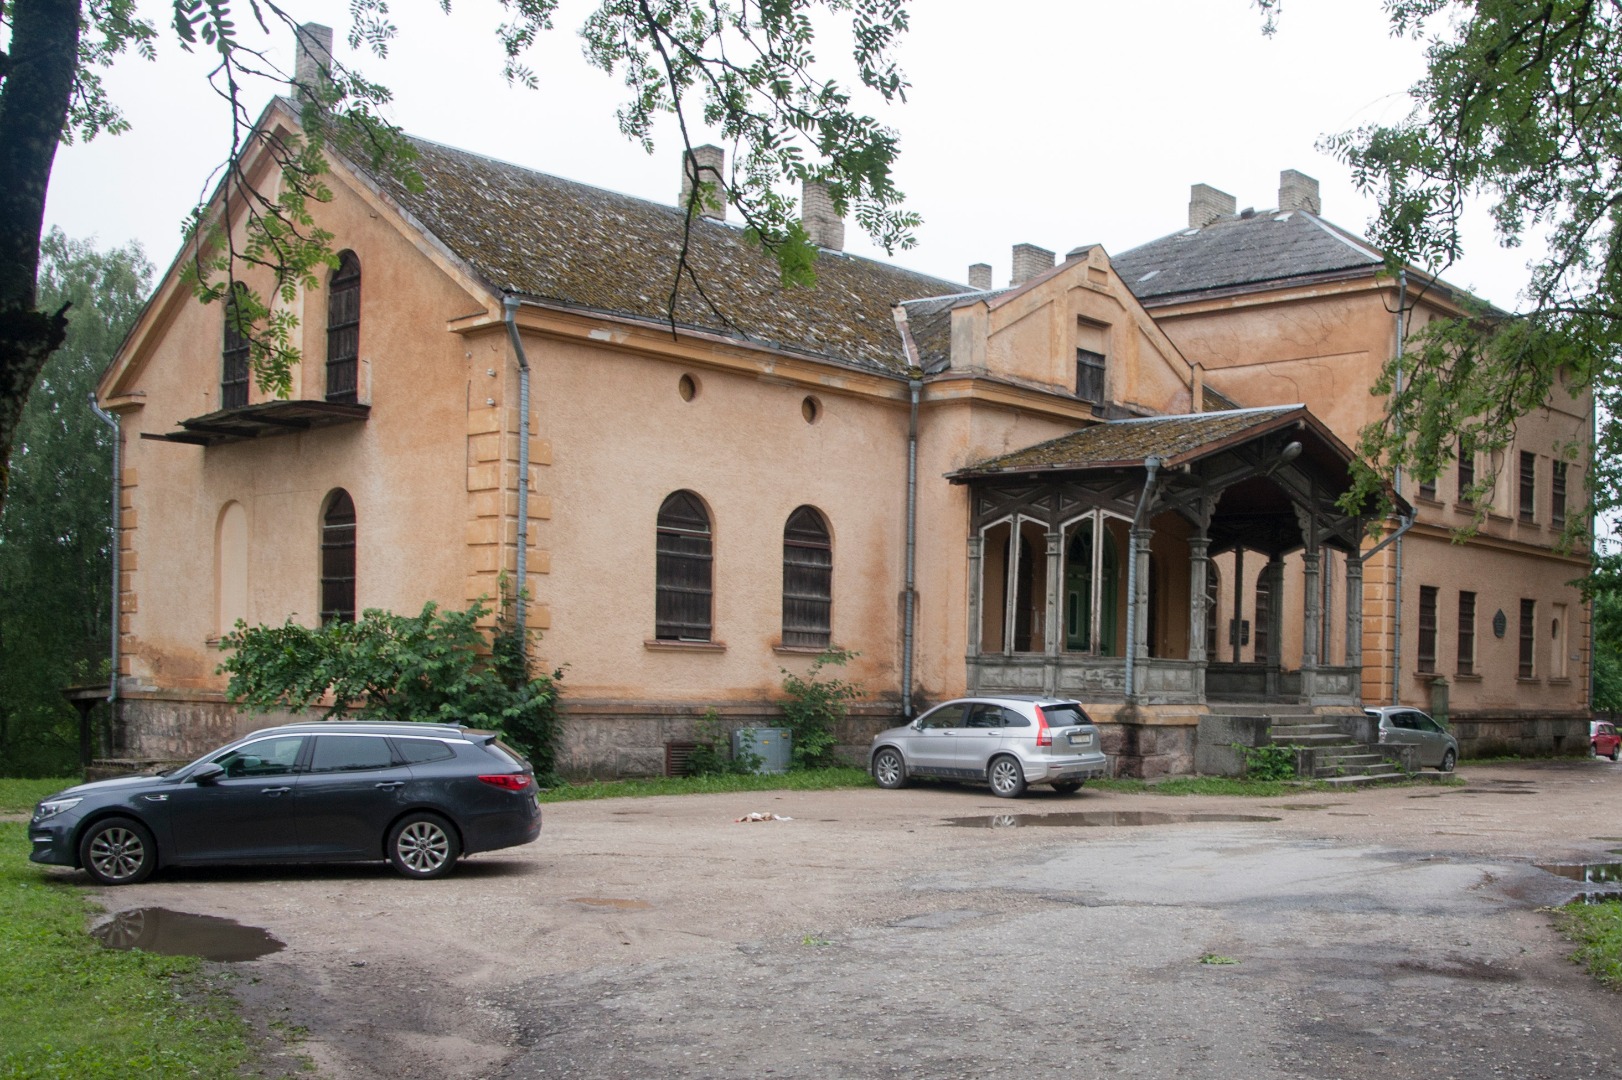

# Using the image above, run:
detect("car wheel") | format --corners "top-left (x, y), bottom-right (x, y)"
top-left (872, 747), bottom-right (908, 789)
top-left (987, 756), bottom-right (1027, 798)
top-left (1611, 746), bottom-right (1620, 762)
top-left (79, 817), bottom-right (157, 886)
top-left (387, 813), bottom-right (461, 879)
top-left (1439, 748), bottom-right (1456, 773)
top-left (1051, 781), bottom-right (1083, 795)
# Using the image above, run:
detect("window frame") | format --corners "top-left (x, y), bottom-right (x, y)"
top-left (781, 506), bottom-right (833, 649)
top-left (1417, 585), bottom-right (1438, 674)
top-left (1518, 598), bottom-right (1536, 678)
top-left (319, 489), bottom-right (357, 625)
top-left (655, 491), bottom-right (714, 642)
top-left (1552, 460), bottom-right (1568, 528)
top-left (1456, 590), bottom-right (1476, 677)
top-left (326, 251), bottom-right (361, 404)
top-left (221, 283), bottom-right (251, 410)
top-left (1519, 450), bottom-right (1537, 522)
top-left (1075, 348), bottom-right (1106, 402)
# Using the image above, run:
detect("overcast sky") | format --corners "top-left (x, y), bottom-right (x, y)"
top-left (41, 0), bottom-right (1536, 309)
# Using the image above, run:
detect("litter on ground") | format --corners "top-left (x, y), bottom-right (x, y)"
top-left (734, 812), bottom-right (794, 823)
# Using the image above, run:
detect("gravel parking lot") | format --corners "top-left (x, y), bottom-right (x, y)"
top-left (64, 761), bottom-right (1622, 1078)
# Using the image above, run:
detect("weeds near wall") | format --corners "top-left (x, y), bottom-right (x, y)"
top-left (779, 649), bottom-right (861, 769)
top-left (1236, 742), bottom-right (1299, 782)
top-left (684, 708), bottom-right (763, 776)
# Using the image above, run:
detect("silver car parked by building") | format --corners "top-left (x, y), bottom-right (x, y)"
top-left (869, 696), bottom-right (1109, 798)
top-left (1367, 706), bottom-right (1458, 772)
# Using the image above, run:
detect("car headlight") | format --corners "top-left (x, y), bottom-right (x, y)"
top-left (32, 797), bottom-right (82, 824)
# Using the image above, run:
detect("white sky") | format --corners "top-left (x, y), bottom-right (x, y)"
top-left (41, 0), bottom-right (1536, 310)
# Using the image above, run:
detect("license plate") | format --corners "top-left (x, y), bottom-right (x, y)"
top-left (1068, 732), bottom-right (1093, 747)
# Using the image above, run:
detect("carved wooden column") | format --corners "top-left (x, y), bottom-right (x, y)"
top-left (1188, 535), bottom-right (1210, 665)
top-left (1044, 528), bottom-right (1063, 695)
top-left (1300, 548), bottom-right (1321, 703)
top-left (1263, 555), bottom-right (1285, 698)
top-left (966, 533), bottom-right (983, 692)
top-left (1345, 555), bottom-right (1364, 671)
top-left (1130, 526), bottom-right (1152, 695)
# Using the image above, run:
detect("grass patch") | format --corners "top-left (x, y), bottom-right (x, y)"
top-left (0, 777), bottom-right (75, 816)
top-left (0, 822), bottom-right (256, 1077)
top-left (1088, 776), bottom-right (1326, 797)
top-left (1557, 899), bottom-right (1622, 990)
top-left (538, 766), bottom-right (872, 802)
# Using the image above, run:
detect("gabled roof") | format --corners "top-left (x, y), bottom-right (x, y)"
top-left (950, 404), bottom-right (1329, 477)
top-left (364, 133), bottom-right (966, 375)
top-left (1111, 210), bottom-right (1383, 302)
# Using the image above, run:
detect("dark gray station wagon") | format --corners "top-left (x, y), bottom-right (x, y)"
top-left (29, 722), bottom-right (542, 884)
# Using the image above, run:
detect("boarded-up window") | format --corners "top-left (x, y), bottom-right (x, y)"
top-left (221, 284), bottom-right (250, 409)
top-left (1519, 451), bottom-right (1537, 521)
top-left (1457, 591), bottom-right (1476, 676)
top-left (656, 491), bottom-right (712, 641)
top-left (782, 506), bottom-right (832, 649)
top-left (1552, 460), bottom-right (1568, 528)
top-left (326, 252), bottom-right (360, 404)
top-left (1519, 598), bottom-right (1536, 678)
top-left (1417, 585), bottom-right (1438, 673)
top-left (320, 490), bottom-right (356, 625)
top-left (1076, 349), bottom-right (1106, 401)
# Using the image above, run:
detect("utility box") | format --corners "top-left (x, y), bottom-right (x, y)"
top-left (732, 727), bottom-right (791, 774)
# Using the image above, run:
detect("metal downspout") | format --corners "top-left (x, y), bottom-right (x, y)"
top-left (88, 394), bottom-right (120, 711)
top-left (1124, 456), bottom-right (1162, 703)
top-left (903, 376), bottom-right (921, 718)
top-left (1392, 270), bottom-right (1408, 705)
top-left (502, 296), bottom-right (531, 639)
top-left (891, 304), bottom-right (926, 719)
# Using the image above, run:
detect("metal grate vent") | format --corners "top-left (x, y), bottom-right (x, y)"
top-left (665, 741), bottom-right (698, 777)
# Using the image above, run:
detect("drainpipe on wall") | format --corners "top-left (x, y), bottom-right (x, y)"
top-left (88, 394), bottom-right (120, 715)
top-left (1392, 270), bottom-right (1408, 705)
top-left (891, 305), bottom-right (926, 718)
top-left (502, 295), bottom-right (532, 641)
top-left (1123, 456), bottom-right (1163, 704)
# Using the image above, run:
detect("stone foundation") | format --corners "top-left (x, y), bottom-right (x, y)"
top-left (1099, 719), bottom-right (1197, 779)
top-left (1448, 711), bottom-right (1589, 759)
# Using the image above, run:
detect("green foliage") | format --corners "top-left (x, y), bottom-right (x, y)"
top-left (1236, 742), bottom-right (1300, 782)
top-left (1593, 589), bottom-right (1622, 712)
top-left (0, 231), bottom-right (152, 777)
top-left (1557, 899), bottom-right (1622, 990)
top-left (536, 766), bottom-right (870, 802)
top-left (0, 823), bottom-right (255, 1075)
top-left (1255, 1), bottom-right (1622, 540)
top-left (216, 597), bottom-right (563, 780)
top-left (1198, 953), bottom-right (1240, 966)
top-left (683, 708), bottom-right (763, 777)
top-left (779, 649), bottom-right (861, 769)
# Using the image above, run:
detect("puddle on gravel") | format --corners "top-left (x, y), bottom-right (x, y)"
top-left (1535, 862), bottom-right (1622, 904)
top-left (568, 897), bottom-right (652, 910)
top-left (942, 811), bottom-right (1281, 829)
top-left (90, 908), bottom-right (284, 961)
top-left (1264, 804), bottom-right (1340, 812)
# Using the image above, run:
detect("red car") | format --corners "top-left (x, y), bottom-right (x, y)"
top-left (1592, 721), bottom-right (1621, 761)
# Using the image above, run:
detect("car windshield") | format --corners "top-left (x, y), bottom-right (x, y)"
top-left (1040, 703), bottom-right (1089, 728)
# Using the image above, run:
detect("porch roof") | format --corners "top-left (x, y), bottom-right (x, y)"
top-left (948, 404), bottom-right (1343, 479)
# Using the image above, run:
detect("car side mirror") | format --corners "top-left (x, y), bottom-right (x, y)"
top-left (191, 762), bottom-right (225, 786)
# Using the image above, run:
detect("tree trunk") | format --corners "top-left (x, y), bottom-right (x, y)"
top-left (0, 0), bottom-right (82, 511)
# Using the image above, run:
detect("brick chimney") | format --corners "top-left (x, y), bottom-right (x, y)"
top-left (801, 179), bottom-right (844, 251)
top-left (1278, 169), bottom-right (1321, 214)
top-left (679, 145), bottom-right (727, 221)
top-left (292, 23), bottom-right (333, 102)
top-left (1010, 243), bottom-right (1055, 286)
top-left (968, 263), bottom-right (993, 291)
top-left (1189, 183), bottom-right (1235, 228)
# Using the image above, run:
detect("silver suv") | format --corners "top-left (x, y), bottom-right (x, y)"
top-left (868, 696), bottom-right (1109, 798)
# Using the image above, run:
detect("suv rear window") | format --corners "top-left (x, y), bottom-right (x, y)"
top-left (1040, 704), bottom-right (1090, 728)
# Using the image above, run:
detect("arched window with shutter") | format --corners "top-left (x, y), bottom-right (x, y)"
top-left (655, 491), bottom-right (712, 641)
top-left (320, 490), bottom-right (357, 625)
top-left (782, 506), bottom-right (832, 648)
top-left (326, 252), bottom-right (360, 403)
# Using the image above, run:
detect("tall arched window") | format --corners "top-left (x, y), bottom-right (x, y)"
top-left (326, 252), bottom-right (360, 403)
top-left (320, 490), bottom-right (357, 625)
top-left (655, 491), bottom-right (712, 641)
top-left (221, 283), bottom-right (250, 409)
top-left (782, 506), bottom-right (832, 648)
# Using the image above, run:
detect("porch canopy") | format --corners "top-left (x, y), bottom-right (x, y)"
top-left (948, 404), bottom-right (1386, 707)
